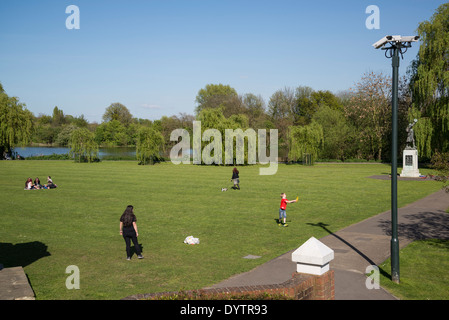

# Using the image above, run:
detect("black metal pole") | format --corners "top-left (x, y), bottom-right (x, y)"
top-left (391, 45), bottom-right (400, 284)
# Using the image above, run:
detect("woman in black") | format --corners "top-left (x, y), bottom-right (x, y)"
top-left (231, 167), bottom-right (240, 190)
top-left (119, 205), bottom-right (143, 260)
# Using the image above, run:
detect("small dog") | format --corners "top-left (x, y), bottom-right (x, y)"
top-left (221, 188), bottom-right (228, 192)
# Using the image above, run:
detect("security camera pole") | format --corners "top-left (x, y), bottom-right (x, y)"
top-left (372, 35), bottom-right (419, 284)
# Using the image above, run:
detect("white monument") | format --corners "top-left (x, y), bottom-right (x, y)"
top-left (291, 237), bottom-right (334, 276)
top-left (400, 119), bottom-right (421, 178)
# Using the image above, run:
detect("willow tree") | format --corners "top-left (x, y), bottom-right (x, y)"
top-left (287, 121), bottom-right (324, 164)
top-left (312, 105), bottom-right (355, 161)
top-left (195, 107), bottom-right (254, 165)
top-left (69, 128), bottom-right (99, 163)
top-left (0, 85), bottom-right (33, 157)
top-left (409, 3), bottom-right (449, 154)
top-left (136, 126), bottom-right (164, 165)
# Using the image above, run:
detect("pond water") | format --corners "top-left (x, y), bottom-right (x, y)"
top-left (14, 146), bottom-right (136, 159)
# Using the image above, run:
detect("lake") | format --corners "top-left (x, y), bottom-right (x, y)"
top-left (14, 146), bottom-right (136, 159)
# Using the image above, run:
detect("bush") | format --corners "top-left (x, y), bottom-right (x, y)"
top-left (430, 151), bottom-right (449, 192)
top-left (137, 154), bottom-right (165, 165)
top-left (25, 153), bottom-right (71, 160)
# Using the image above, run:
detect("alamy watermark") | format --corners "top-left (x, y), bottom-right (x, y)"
top-left (66, 5), bottom-right (80, 30)
top-left (169, 121), bottom-right (279, 175)
top-left (365, 5), bottom-right (380, 30)
top-left (365, 265), bottom-right (380, 290)
top-left (65, 5), bottom-right (381, 31)
top-left (65, 265), bottom-right (80, 290)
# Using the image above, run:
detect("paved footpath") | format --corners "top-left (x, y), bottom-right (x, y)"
top-left (0, 267), bottom-right (35, 300)
top-left (209, 188), bottom-right (449, 300)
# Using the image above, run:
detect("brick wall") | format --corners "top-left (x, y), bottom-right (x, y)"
top-left (122, 270), bottom-right (334, 300)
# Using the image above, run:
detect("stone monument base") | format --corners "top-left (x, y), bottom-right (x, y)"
top-left (400, 149), bottom-right (421, 178)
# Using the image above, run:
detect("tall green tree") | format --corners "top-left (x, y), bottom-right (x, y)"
top-left (409, 3), bottom-right (449, 154)
top-left (0, 85), bottom-right (33, 157)
top-left (56, 124), bottom-right (79, 146)
top-left (287, 121), bottom-right (324, 164)
top-left (195, 108), bottom-right (254, 165)
top-left (95, 120), bottom-right (128, 146)
top-left (195, 84), bottom-right (241, 117)
top-left (312, 105), bottom-right (355, 160)
top-left (69, 128), bottom-right (99, 163)
top-left (52, 106), bottom-right (66, 126)
top-left (102, 103), bottom-right (133, 126)
top-left (159, 115), bottom-right (185, 152)
top-left (292, 86), bottom-right (315, 126)
top-left (292, 87), bottom-right (342, 126)
top-left (72, 114), bottom-right (89, 128)
top-left (136, 126), bottom-right (165, 165)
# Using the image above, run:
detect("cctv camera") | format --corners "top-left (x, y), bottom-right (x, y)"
top-left (372, 35), bottom-right (420, 49)
top-left (372, 35), bottom-right (393, 49)
top-left (399, 36), bottom-right (420, 43)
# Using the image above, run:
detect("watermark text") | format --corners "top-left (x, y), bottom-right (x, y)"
top-left (170, 121), bottom-right (278, 175)
top-left (65, 265), bottom-right (80, 289)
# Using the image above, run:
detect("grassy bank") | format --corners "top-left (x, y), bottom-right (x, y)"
top-left (0, 161), bottom-right (442, 299)
top-left (379, 239), bottom-right (449, 300)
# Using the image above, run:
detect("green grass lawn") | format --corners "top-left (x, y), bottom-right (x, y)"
top-left (378, 239), bottom-right (449, 300)
top-left (0, 161), bottom-right (443, 299)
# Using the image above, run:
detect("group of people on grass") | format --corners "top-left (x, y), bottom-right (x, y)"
top-left (119, 167), bottom-right (298, 260)
top-left (25, 176), bottom-right (57, 190)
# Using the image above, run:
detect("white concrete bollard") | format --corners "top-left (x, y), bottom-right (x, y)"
top-left (291, 237), bottom-right (334, 276)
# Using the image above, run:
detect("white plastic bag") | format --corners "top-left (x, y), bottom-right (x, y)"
top-left (184, 236), bottom-right (200, 245)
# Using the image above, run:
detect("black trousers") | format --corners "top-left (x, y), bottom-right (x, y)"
top-left (122, 229), bottom-right (142, 257)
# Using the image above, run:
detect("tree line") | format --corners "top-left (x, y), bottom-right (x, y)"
top-left (1, 3), bottom-right (448, 165)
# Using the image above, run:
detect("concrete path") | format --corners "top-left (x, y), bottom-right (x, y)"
top-left (0, 266), bottom-right (35, 300)
top-left (210, 189), bottom-right (449, 300)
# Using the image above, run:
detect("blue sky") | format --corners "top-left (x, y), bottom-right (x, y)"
top-left (0, 0), bottom-right (446, 123)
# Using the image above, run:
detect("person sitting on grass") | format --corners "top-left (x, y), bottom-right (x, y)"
top-left (45, 176), bottom-right (57, 189)
top-left (34, 177), bottom-right (42, 189)
top-left (25, 178), bottom-right (34, 190)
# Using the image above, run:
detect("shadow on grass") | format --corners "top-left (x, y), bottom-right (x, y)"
top-left (124, 243), bottom-right (144, 259)
top-left (273, 218), bottom-right (291, 224)
top-left (0, 241), bottom-right (51, 268)
top-left (306, 222), bottom-right (392, 280)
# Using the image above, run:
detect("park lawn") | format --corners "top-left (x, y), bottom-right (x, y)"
top-left (0, 161), bottom-right (443, 300)
top-left (378, 239), bottom-right (449, 300)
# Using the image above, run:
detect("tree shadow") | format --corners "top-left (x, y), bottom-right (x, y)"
top-left (0, 241), bottom-right (51, 268)
top-left (377, 211), bottom-right (449, 242)
top-left (307, 222), bottom-right (392, 280)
